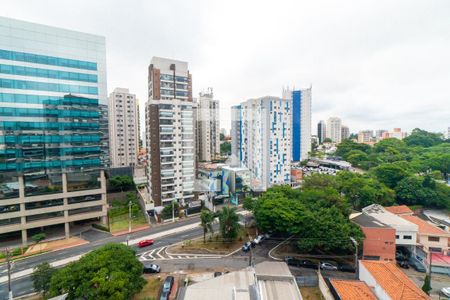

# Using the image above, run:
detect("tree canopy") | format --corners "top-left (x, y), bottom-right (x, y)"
top-left (47, 243), bottom-right (146, 300)
top-left (252, 185), bottom-right (363, 254)
top-left (218, 206), bottom-right (240, 241)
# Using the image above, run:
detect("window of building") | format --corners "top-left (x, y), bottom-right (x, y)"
top-left (403, 235), bottom-right (412, 240)
top-left (428, 236), bottom-right (440, 242)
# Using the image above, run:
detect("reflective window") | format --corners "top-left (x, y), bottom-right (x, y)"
top-left (0, 49), bottom-right (97, 71)
top-left (0, 64), bottom-right (97, 83)
top-left (0, 217), bottom-right (20, 226)
top-left (0, 173), bottom-right (19, 200)
top-left (0, 79), bottom-right (98, 95)
top-left (0, 93), bottom-right (98, 106)
top-left (67, 171), bottom-right (100, 192)
top-left (24, 173), bottom-right (62, 196)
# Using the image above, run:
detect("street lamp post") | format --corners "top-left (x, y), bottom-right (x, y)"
top-left (350, 237), bottom-right (358, 278)
top-left (5, 248), bottom-right (13, 300)
top-left (127, 200), bottom-right (132, 246)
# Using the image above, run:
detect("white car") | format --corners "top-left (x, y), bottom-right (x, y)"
top-left (441, 287), bottom-right (450, 297)
top-left (253, 235), bottom-right (265, 245)
top-left (320, 262), bottom-right (338, 271)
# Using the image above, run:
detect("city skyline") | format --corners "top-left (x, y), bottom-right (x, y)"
top-left (1, 0), bottom-right (449, 134)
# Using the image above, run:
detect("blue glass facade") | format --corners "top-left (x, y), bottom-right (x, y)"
top-left (292, 90), bottom-right (301, 162)
top-left (0, 47), bottom-right (102, 173)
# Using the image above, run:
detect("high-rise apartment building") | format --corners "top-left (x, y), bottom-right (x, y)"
top-left (230, 105), bottom-right (242, 166)
top-left (145, 57), bottom-right (195, 207)
top-left (326, 117), bottom-right (342, 143)
top-left (285, 88), bottom-right (312, 162)
top-left (358, 130), bottom-right (374, 144)
top-left (375, 129), bottom-right (387, 139)
top-left (235, 97), bottom-right (292, 191)
top-left (109, 88), bottom-right (139, 167)
top-left (197, 88), bottom-right (220, 162)
top-left (317, 120), bottom-right (326, 144)
top-left (341, 125), bottom-right (350, 141)
top-left (0, 17), bottom-right (108, 245)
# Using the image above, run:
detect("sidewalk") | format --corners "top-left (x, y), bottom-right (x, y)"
top-left (25, 237), bottom-right (88, 256)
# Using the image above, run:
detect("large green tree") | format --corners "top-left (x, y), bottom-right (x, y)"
top-left (218, 207), bottom-right (240, 241)
top-left (404, 128), bottom-right (443, 148)
top-left (47, 243), bottom-right (146, 300)
top-left (32, 262), bottom-right (55, 296)
top-left (370, 163), bottom-right (410, 189)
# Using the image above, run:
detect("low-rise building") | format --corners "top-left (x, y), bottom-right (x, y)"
top-left (384, 205), bottom-right (413, 216)
top-left (362, 204), bottom-right (418, 252)
top-left (183, 261), bottom-right (302, 300)
top-left (401, 215), bottom-right (450, 256)
top-left (359, 260), bottom-right (430, 300)
top-left (329, 279), bottom-right (377, 300)
top-left (350, 213), bottom-right (396, 261)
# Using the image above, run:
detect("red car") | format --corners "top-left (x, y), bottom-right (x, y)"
top-left (137, 239), bottom-right (154, 248)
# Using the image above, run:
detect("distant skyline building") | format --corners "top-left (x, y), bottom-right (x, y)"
top-left (145, 57), bottom-right (195, 207)
top-left (197, 88), bottom-right (220, 162)
top-left (375, 129), bottom-right (388, 138)
top-left (317, 120), bottom-right (326, 144)
top-left (341, 125), bottom-right (350, 141)
top-left (358, 130), bottom-right (374, 144)
top-left (326, 117), bottom-right (342, 143)
top-left (230, 105), bottom-right (242, 166)
top-left (0, 16), bottom-right (108, 245)
top-left (283, 87), bottom-right (312, 162)
top-left (233, 96), bottom-right (292, 191)
top-left (109, 88), bottom-right (139, 167)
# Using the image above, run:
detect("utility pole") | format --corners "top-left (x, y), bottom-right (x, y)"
top-left (172, 200), bottom-right (175, 223)
top-left (6, 248), bottom-right (13, 300)
top-left (127, 200), bottom-right (132, 246)
top-left (350, 237), bottom-right (358, 278)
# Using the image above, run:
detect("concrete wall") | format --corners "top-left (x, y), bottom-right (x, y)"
top-left (317, 272), bottom-right (334, 300)
top-left (362, 227), bottom-right (396, 261)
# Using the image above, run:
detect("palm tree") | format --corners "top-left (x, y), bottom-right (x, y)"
top-left (200, 210), bottom-right (214, 243)
top-left (218, 207), bottom-right (240, 242)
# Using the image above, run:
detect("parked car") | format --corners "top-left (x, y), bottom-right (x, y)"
top-left (320, 262), bottom-right (338, 271)
top-left (162, 276), bottom-right (175, 294)
top-left (159, 291), bottom-right (169, 300)
top-left (441, 287), bottom-right (450, 297)
top-left (138, 239), bottom-right (154, 248)
top-left (143, 263), bottom-right (161, 273)
top-left (242, 242), bottom-right (251, 252)
top-left (214, 272), bottom-right (222, 277)
top-left (253, 235), bottom-right (265, 245)
top-left (396, 260), bottom-right (409, 269)
top-left (338, 264), bottom-right (356, 273)
top-left (408, 258), bottom-right (426, 273)
top-left (264, 233), bottom-right (271, 239)
top-left (284, 257), bottom-right (317, 269)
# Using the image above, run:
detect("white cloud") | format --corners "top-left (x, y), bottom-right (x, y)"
top-left (1, 0), bottom-right (449, 135)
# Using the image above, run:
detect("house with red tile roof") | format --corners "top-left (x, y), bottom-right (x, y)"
top-left (329, 279), bottom-right (377, 300)
top-left (401, 215), bottom-right (450, 256)
top-left (384, 205), bottom-right (413, 216)
top-left (359, 260), bottom-right (430, 300)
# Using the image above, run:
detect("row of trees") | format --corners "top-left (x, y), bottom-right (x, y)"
top-left (333, 129), bottom-right (450, 209)
top-left (246, 185), bottom-right (363, 254)
top-left (200, 207), bottom-right (240, 243)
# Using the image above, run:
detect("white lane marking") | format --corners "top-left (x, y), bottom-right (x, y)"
top-left (156, 247), bottom-right (165, 259)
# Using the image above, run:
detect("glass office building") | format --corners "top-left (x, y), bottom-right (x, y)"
top-left (0, 17), bottom-right (108, 245)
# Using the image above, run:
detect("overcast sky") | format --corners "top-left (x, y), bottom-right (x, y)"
top-left (2, 0), bottom-right (450, 135)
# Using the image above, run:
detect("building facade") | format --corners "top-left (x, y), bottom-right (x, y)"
top-left (230, 105), bottom-right (242, 166)
top-left (235, 96), bottom-right (292, 191)
top-left (326, 117), bottom-right (342, 143)
top-left (145, 57), bottom-right (195, 207)
top-left (286, 87), bottom-right (311, 162)
top-left (197, 88), bottom-right (220, 162)
top-left (341, 125), bottom-right (350, 141)
top-left (0, 17), bottom-right (108, 245)
top-left (108, 88), bottom-right (139, 167)
top-left (317, 120), bottom-right (326, 144)
top-left (358, 130), bottom-right (374, 144)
